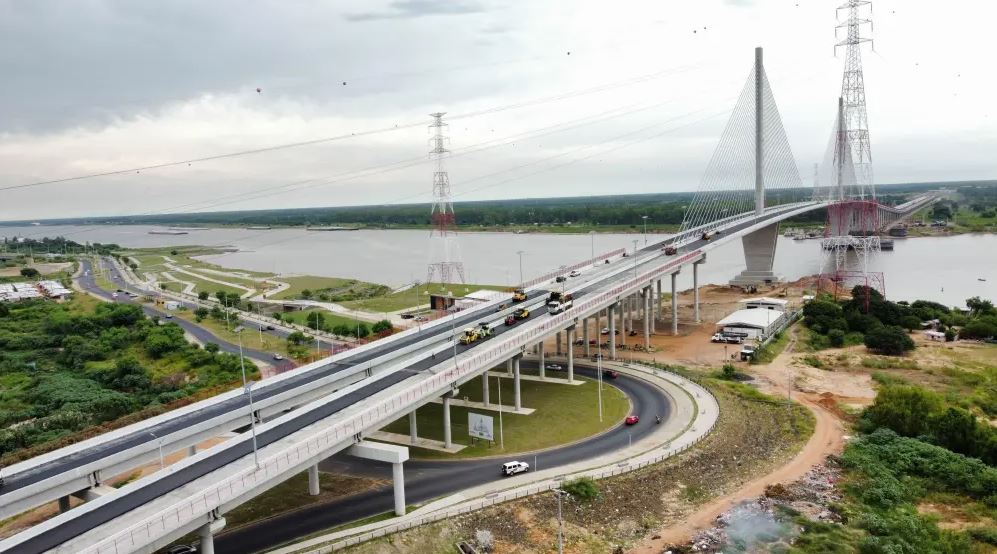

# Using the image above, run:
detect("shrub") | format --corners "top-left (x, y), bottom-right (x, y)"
top-left (198, 291), bottom-right (209, 301)
top-left (560, 477), bottom-right (600, 502)
top-left (721, 363), bottom-right (737, 380)
top-left (828, 328), bottom-right (846, 347)
top-left (864, 326), bottom-right (915, 355)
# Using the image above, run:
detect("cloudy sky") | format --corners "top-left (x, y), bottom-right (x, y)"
top-left (0, 0), bottom-right (993, 221)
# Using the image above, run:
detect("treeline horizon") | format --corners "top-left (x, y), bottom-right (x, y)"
top-left (2, 180), bottom-right (989, 228)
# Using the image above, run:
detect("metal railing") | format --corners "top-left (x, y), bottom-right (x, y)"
top-left (517, 248), bottom-right (625, 289)
top-left (80, 247), bottom-right (711, 554)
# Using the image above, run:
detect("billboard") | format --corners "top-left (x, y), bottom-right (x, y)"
top-left (468, 412), bottom-right (494, 442)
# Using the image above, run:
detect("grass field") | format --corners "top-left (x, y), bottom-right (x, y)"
top-left (380, 373), bottom-right (629, 459)
top-left (341, 282), bottom-right (509, 313)
top-left (171, 309), bottom-right (294, 357)
top-left (280, 307), bottom-right (371, 330)
top-left (269, 275), bottom-right (389, 302)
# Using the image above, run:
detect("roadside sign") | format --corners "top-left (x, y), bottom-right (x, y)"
top-left (468, 412), bottom-right (494, 441)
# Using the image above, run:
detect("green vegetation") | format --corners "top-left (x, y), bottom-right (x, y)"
top-left (269, 276), bottom-right (389, 303)
top-left (341, 282), bottom-right (508, 313)
top-left (560, 477), bottom-right (600, 502)
top-left (380, 373), bottom-right (629, 459)
top-left (0, 297), bottom-right (257, 463)
top-left (749, 328), bottom-right (791, 365)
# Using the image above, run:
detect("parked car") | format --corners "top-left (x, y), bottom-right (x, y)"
top-left (165, 313), bottom-right (173, 319)
top-left (265, 325), bottom-right (276, 330)
top-left (740, 347), bottom-right (756, 361)
top-left (568, 270), bottom-right (582, 278)
top-left (414, 316), bottom-right (428, 322)
top-left (625, 414), bottom-right (640, 425)
top-left (545, 363), bottom-right (563, 371)
top-left (603, 369), bottom-right (619, 379)
top-left (502, 461), bottom-right (530, 476)
top-left (401, 313), bottom-right (415, 319)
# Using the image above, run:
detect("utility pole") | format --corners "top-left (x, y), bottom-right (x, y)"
top-left (589, 231), bottom-right (595, 266)
top-left (234, 327), bottom-right (260, 469)
top-left (426, 112), bottom-right (465, 286)
top-left (836, 0), bottom-right (876, 199)
top-left (516, 250), bottom-right (525, 285)
top-left (555, 489), bottom-right (568, 554)
top-left (641, 215), bottom-right (649, 244)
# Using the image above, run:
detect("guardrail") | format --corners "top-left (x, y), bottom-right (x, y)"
top-left (517, 248), bottom-right (625, 289)
top-left (80, 248), bottom-right (710, 554)
top-left (318, 367), bottom-right (719, 552)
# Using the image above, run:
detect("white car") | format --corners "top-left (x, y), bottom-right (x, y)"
top-left (545, 363), bottom-right (563, 371)
top-left (502, 461), bottom-right (530, 476)
top-left (568, 270), bottom-right (582, 278)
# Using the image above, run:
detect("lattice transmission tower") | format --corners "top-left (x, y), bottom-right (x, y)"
top-left (836, 0), bottom-right (875, 200)
top-left (425, 112), bottom-right (466, 287)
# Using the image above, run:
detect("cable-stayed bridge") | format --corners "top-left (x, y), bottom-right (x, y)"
top-left (0, 48), bottom-right (938, 554)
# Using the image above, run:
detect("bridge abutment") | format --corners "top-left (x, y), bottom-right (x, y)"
top-left (347, 442), bottom-right (409, 516)
top-left (729, 222), bottom-right (781, 286)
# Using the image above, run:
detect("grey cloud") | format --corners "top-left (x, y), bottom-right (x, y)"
top-left (345, 0), bottom-right (485, 22)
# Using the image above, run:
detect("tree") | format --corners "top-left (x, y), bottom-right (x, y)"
top-left (144, 324), bottom-right (187, 358)
top-left (0, 303), bottom-right (8, 317)
top-left (372, 320), bottom-right (393, 334)
top-left (198, 291), bottom-right (209, 301)
top-left (287, 331), bottom-right (308, 346)
top-left (944, 329), bottom-right (956, 342)
top-left (827, 328), bottom-right (846, 347)
top-left (19, 267), bottom-right (40, 278)
top-left (306, 311), bottom-right (326, 330)
top-left (864, 325), bottom-right (915, 355)
top-left (300, 289), bottom-right (313, 300)
top-left (900, 315), bottom-right (922, 332)
top-left (204, 342), bottom-right (221, 353)
top-left (966, 296), bottom-right (996, 316)
top-left (272, 312), bottom-right (282, 322)
top-left (225, 292), bottom-right (241, 309)
top-left (721, 363), bottom-right (736, 380)
top-left (170, 250), bottom-right (178, 255)
top-left (128, 262), bottom-right (138, 270)
top-left (193, 307), bottom-right (209, 321)
top-left (215, 291), bottom-right (227, 304)
top-left (862, 385), bottom-right (944, 438)
top-left (355, 323), bottom-right (370, 338)
top-left (159, 283), bottom-right (167, 291)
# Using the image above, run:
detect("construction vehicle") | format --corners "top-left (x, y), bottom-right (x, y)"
top-left (513, 307), bottom-right (529, 320)
top-left (547, 291), bottom-right (574, 315)
top-left (663, 245), bottom-right (678, 255)
top-left (458, 322), bottom-right (492, 345)
top-left (701, 230), bottom-right (718, 241)
top-left (511, 289), bottom-right (528, 302)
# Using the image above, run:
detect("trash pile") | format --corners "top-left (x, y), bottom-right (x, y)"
top-left (669, 461), bottom-right (843, 553)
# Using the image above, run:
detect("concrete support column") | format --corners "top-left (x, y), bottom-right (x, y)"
top-left (730, 222), bottom-right (781, 286)
top-left (620, 299), bottom-right (627, 347)
top-left (506, 358), bottom-right (513, 376)
top-left (308, 464), bottom-right (320, 496)
top-left (567, 326), bottom-right (575, 383)
top-left (644, 287), bottom-right (651, 350)
top-left (409, 409), bottom-right (418, 444)
top-left (482, 372), bottom-right (490, 407)
top-left (199, 518), bottom-right (225, 554)
top-left (187, 444), bottom-right (197, 457)
top-left (608, 304), bottom-right (617, 360)
top-left (650, 281), bottom-right (657, 333)
top-left (694, 261), bottom-right (702, 323)
top-left (556, 331), bottom-right (562, 356)
top-left (392, 462), bottom-right (406, 516)
top-left (671, 272), bottom-right (679, 336)
top-left (657, 279), bottom-right (664, 319)
top-left (538, 341), bottom-right (546, 379)
top-left (442, 394), bottom-right (453, 449)
top-left (513, 356), bottom-right (522, 410)
top-left (583, 317), bottom-right (590, 357)
top-left (58, 495), bottom-right (71, 513)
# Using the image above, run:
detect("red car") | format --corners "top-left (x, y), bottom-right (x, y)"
top-left (603, 369), bottom-right (619, 379)
top-left (625, 415), bottom-right (640, 425)
top-left (505, 315), bottom-right (516, 326)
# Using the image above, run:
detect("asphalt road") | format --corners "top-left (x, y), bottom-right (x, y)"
top-left (76, 259), bottom-right (278, 366)
top-left (214, 362), bottom-right (671, 554)
top-left (3, 203), bottom-right (820, 553)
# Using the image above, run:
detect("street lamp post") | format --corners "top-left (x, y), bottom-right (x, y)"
top-left (234, 326), bottom-right (260, 468)
top-left (642, 215), bottom-right (649, 244)
top-left (555, 489), bottom-right (569, 554)
top-left (632, 239), bottom-right (639, 280)
top-left (149, 431), bottom-right (165, 469)
top-left (516, 251), bottom-right (525, 285)
top-left (596, 354), bottom-right (603, 421)
top-left (589, 231), bottom-right (595, 266)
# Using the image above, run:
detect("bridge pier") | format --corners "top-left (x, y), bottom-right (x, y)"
top-left (650, 282), bottom-right (657, 333)
top-left (538, 341), bottom-right (546, 379)
top-left (671, 272), bottom-right (679, 336)
top-left (347, 442), bottom-right (409, 516)
top-left (730, 222), bottom-right (781, 286)
top-left (555, 331), bottom-right (562, 356)
top-left (409, 410), bottom-right (418, 444)
top-left (643, 286), bottom-right (651, 350)
top-left (657, 279), bottom-right (663, 321)
top-left (442, 391), bottom-right (456, 449)
top-left (188, 444), bottom-right (197, 457)
top-left (308, 464), bottom-right (320, 496)
top-left (583, 317), bottom-right (590, 357)
top-left (198, 516), bottom-right (226, 554)
top-left (609, 303), bottom-right (617, 360)
top-left (567, 326), bottom-right (575, 383)
top-left (513, 356), bottom-right (522, 410)
top-left (58, 495), bottom-right (70, 513)
top-left (694, 258), bottom-right (704, 323)
top-left (482, 372), bottom-right (490, 407)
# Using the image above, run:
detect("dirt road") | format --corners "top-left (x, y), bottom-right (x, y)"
top-left (630, 395), bottom-right (845, 552)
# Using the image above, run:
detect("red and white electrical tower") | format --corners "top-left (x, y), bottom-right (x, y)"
top-left (426, 112), bottom-right (465, 287)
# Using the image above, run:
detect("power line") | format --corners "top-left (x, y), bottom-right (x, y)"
top-left (0, 63), bottom-right (700, 194)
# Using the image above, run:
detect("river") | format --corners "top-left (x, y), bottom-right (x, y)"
top-left (1, 225), bottom-right (993, 307)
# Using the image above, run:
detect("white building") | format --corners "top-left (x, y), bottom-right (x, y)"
top-left (164, 300), bottom-right (181, 311)
top-left (717, 308), bottom-right (786, 340)
top-left (739, 297), bottom-right (789, 312)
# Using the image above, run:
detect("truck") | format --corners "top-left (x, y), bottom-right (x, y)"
top-left (711, 332), bottom-right (743, 344)
top-left (511, 289), bottom-right (528, 302)
top-left (663, 245), bottom-right (678, 255)
top-left (513, 307), bottom-right (530, 320)
top-left (547, 291), bottom-right (574, 315)
top-left (701, 230), bottom-right (718, 241)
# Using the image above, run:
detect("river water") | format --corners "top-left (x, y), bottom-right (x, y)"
top-left (1, 224), bottom-right (993, 307)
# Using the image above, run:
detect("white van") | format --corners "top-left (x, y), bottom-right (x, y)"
top-left (501, 461), bottom-right (530, 476)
